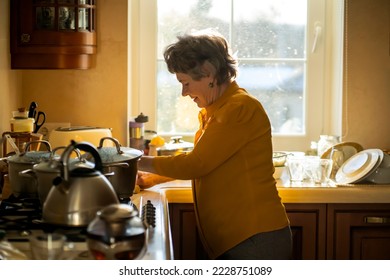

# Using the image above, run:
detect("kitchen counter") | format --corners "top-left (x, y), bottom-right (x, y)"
top-left (151, 179), bottom-right (390, 204)
top-left (3, 179), bottom-right (390, 260)
top-left (131, 179), bottom-right (390, 260)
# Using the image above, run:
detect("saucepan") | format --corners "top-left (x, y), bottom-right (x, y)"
top-left (0, 140), bottom-right (52, 198)
top-left (19, 146), bottom-right (93, 205)
top-left (86, 137), bottom-right (143, 199)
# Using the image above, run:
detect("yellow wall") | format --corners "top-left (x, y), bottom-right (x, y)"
top-left (2, 0), bottom-right (128, 148)
top-left (0, 1), bottom-right (20, 138)
top-left (343, 0), bottom-right (390, 150)
top-left (1, 0), bottom-right (389, 153)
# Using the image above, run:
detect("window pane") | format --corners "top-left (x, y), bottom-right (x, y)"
top-left (157, 0), bottom-right (307, 135)
top-left (232, 0), bottom-right (306, 59)
top-left (157, 62), bottom-right (199, 133)
top-left (236, 62), bottom-right (305, 134)
top-left (157, 0), bottom-right (230, 59)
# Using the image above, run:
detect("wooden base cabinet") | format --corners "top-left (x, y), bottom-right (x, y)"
top-left (168, 203), bottom-right (327, 260)
top-left (168, 203), bottom-right (208, 260)
top-left (168, 203), bottom-right (390, 260)
top-left (285, 204), bottom-right (326, 260)
top-left (327, 204), bottom-right (390, 260)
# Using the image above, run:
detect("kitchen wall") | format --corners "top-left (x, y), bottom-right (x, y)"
top-left (0, 0), bottom-right (129, 150)
top-left (0, 1), bottom-right (20, 142)
top-left (0, 0), bottom-right (389, 154)
top-left (342, 0), bottom-right (390, 150)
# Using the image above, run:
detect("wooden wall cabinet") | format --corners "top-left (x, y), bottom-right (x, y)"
top-left (168, 202), bottom-right (390, 260)
top-left (10, 0), bottom-right (97, 69)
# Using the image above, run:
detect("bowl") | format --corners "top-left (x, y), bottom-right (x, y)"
top-left (273, 152), bottom-right (288, 167)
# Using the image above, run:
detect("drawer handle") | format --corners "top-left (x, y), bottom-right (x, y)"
top-left (364, 217), bottom-right (390, 224)
top-left (20, 33), bottom-right (31, 43)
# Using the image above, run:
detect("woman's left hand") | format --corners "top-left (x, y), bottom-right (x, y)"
top-left (136, 171), bottom-right (174, 189)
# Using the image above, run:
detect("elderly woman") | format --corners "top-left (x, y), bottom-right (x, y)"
top-left (137, 30), bottom-right (292, 260)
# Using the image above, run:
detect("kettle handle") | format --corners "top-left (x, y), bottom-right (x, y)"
top-left (60, 140), bottom-right (103, 181)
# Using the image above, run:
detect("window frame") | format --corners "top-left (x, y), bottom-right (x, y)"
top-left (129, 0), bottom-right (344, 152)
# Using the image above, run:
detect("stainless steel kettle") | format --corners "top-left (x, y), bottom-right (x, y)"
top-left (42, 141), bottom-right (119, 227)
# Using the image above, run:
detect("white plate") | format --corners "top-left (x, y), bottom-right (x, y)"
top-left (335, 149), bottom-right (383, 184)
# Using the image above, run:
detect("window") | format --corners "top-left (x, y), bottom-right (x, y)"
top-left (130, 0), bottom-right (344, 151)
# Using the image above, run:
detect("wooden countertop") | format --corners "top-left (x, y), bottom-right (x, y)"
top-left (151, 179), bottom-right (390, 204)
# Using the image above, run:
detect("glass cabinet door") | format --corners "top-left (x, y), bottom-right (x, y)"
top-left (33, 0), bottom-right (95, 31)
top-left (11, 0), bottom-right (97, 69)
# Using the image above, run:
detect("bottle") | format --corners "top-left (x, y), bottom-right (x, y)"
top-left (129, 113), bottom-right (149, 151)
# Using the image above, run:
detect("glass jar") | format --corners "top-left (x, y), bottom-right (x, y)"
top-left (317, 135), bottom-right (340, 157)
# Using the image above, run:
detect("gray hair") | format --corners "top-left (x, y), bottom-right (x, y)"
top-left (163, 30), bottom-right (237, 85)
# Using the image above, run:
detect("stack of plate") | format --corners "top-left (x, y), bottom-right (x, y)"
top-left (335, 149), bottom-right (390, 184)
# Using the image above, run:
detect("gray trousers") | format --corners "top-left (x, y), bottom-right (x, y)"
top-left (216, 226), bottom-right (292, 260)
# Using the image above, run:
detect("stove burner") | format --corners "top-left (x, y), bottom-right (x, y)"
top-left (0, 195), bottom-right (42, 232)
top-left (0, 195), bottom-right (143, 245)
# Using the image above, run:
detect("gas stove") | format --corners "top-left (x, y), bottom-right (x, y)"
top-left (0, 195), bottom-right (152, 259)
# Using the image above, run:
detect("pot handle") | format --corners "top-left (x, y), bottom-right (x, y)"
top-left (103, 162), bottom-right (129, 168)
top-left (18, 168), bottom-right (37, 179)
top-left (60, 140), bottom-right (103, 181)
top-left (24, 140), bottom-right (52, 153)
top-left (98, 137), bottom-right (124, 155)
top-left (103, 171), bottom-right (115, 177)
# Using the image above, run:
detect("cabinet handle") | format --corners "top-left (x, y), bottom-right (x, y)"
top-left (20, 33), bottom-right (31, 43)
top-left (364, 217), bottom-right (390, 224)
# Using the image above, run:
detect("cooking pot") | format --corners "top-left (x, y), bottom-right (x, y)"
top-left (19, 146), bottom-right (93, 205)
top-left (93, 137), bottom-right (143, 199)
top-left (42, 141), bottom-right (119, 227)
top-left (3, 140), bottom-right (52, 198)
top-left (86, 204), bottom-right (147, 260)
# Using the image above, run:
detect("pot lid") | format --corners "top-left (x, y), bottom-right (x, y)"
top-left (158, 136), bottom-right (194, 151)
top-left (95, 137), bottom-right (143, 163)
top-left (7, 140), bottom-right (52, 164)
top-left (335, 149), bottom-right (383, 184)
top-left (97, 146), bottom-right (143, 163)
top-left (34, 157), bottom-right (94, 173)
top-left (8, 151), bottom-right (52, 164)
top-left (98, 204), bottom-right (139, 221)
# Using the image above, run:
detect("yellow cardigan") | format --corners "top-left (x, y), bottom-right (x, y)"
top-left (153, 81), bottom-right (290, 259)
